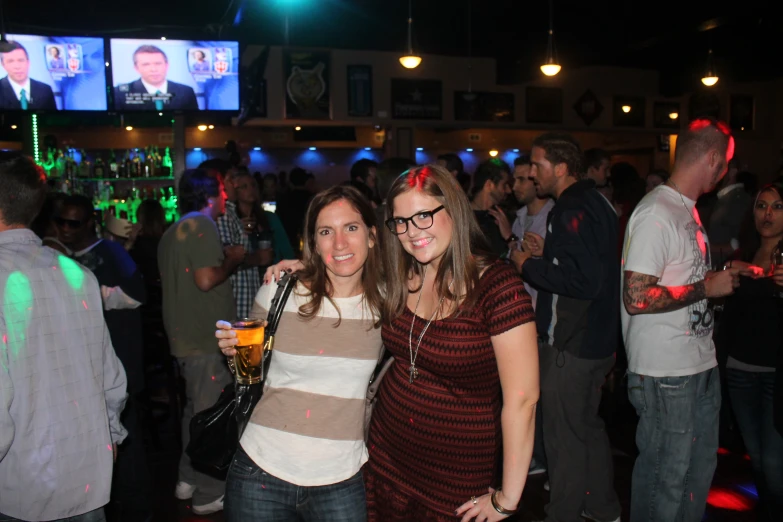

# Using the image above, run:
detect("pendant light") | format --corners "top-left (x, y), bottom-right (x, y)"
top-left (701, 49), bottom-right (719, 87)
top-left (399, 0), bottom-right (422, 69)
top-left (540, 0), bottom-right (561, 76)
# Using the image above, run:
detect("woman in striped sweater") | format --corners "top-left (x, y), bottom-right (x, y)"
top-left (215, 185), bottom-right (384, 521)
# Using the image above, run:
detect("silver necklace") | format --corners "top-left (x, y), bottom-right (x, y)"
top-left (667, 179), bottom-right (700, 227)
top-left (407, 266), bottom-right (449, 384)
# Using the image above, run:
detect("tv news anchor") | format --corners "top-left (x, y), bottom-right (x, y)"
top-left (0, 41), bottom-right (58, 110)
top-left (114, 44), bottom-right (199, 111)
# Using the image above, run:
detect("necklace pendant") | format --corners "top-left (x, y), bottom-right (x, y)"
top-left (408, 364), bottom-right (419, 384)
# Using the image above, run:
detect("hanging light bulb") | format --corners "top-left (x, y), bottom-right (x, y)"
top-left (669, 112), bottom-right (679, 120)
top-left (621, 105), bottom-right (631, 113)
top-left (540, 0), bottom-right (561, 76)
top-left (399, 0), bottom-right (421, 69)
top-left (489, 150), bottom-right (499, 157)
top-left (701, 49), bottom-right (719, 87)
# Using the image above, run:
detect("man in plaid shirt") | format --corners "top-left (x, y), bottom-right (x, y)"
top-left (217, 170), bottom-right (276, 318)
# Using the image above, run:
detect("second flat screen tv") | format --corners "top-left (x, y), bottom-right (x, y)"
top-left (109, 38), bottom-right (239, 112)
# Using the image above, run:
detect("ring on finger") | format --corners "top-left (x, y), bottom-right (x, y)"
top-left (471, 496), bottom-right (477, 505)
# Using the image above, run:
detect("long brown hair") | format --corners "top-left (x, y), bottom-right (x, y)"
top-left (381, 164), bottom-right (494, 325)
top-left (297, 185), bottom-right (384, 328)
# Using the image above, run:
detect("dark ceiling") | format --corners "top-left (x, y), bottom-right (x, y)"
top-left (4, 0), bottom-right (782, 94)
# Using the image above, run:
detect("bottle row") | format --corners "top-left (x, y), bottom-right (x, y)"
top-left (40, 146), bottom-right (174, 180)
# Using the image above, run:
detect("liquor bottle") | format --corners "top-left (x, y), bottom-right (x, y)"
top-left (55, 150), bottom-right (66, 179)
top-left (109, 150), bottom-right (119, 179)
top-left (132, 149), bottom-right (142, 178)
top-left (123, 150), bottom-right (133, 178)
top-left (93, 156), bottom-right (105, 178)
top-left (161, 147), bottom-right (173, 177)
top-left (64, 151), bottom-right (75, 179)
top-left (78, 149), bottom-right (91, 178)
top-left (45, 149), bottom-right (57, 178)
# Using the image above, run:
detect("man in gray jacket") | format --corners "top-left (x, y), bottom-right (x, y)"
top-left (0, 152), bottom-right (127, 522)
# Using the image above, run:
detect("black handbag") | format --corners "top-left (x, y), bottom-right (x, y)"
top-left (186, 273), bottom-right (297, 479)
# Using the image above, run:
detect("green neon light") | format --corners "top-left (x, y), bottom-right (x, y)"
top-left (58, 255), bottom-right (85, 291)
top-left (3, 271), bottom-right (34, 363)
top-left (31, 114), bottom-right (40, 164)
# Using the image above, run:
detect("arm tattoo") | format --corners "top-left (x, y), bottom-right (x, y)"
top-left (623, 271), bottom-right (706, 315)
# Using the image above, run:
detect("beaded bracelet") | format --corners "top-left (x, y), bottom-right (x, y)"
top-left (490, 490), bottom-right (517, 516)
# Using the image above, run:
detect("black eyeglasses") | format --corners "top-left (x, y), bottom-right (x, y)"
top-left (385, 205), bottom-right (445, 235)
top-left (54, 217), bottom-right (83, 229)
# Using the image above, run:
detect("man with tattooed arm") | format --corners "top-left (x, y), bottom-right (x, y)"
top-left (621, 118), bottom-right (756, 522)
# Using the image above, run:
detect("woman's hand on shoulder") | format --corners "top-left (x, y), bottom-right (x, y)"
top-left (215, 320), bottom-right (238, 356)
top-left (263, 259), bottom-right (305, 284)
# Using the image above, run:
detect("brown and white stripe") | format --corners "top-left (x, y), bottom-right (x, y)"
top-left (240, 282), bottom-right (382, 486)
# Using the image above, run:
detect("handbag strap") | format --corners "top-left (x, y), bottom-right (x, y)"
top-left (266, 273), bottom-right (297, 335)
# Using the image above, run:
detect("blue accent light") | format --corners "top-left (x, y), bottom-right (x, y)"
top-left (194, 147), bottom-right (202, 151)
top-left (466, 148), bottom-right (473, 152)
top-left (416, 147), bottom-right (424, 151)
top-left (364, 147), bottom-right (372, 151)
top-left (254, 147), bottom-right (261, 151)
top-left (513, 148), bottom-right (520, 153)
top-left (309, 147), bottom-right (317, 151)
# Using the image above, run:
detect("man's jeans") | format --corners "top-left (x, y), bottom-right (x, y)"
top-left (727, 368), bottom-right (783, 521)
top-left (225, 447), bottom-right (367, 522)
top-left (627, 367), bottom-right (720, 522)
top-left (0, 508), bottom-right (105, 522)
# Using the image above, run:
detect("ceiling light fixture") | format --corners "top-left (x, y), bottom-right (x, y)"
top-left (540, 0), bottom-right (561, 76)
top-left (197, 124), bottom-right (208, 131)
top-left (399, 0), bottom-right (422, 69)
top-left (701, 49), bottom-right (719, 87)
top-left (125, 126), bottom-right (133, 131)
top-left (489, 150), bottom-right (499, 157)
top-left (669, 112), bottom-right (679, 120)
top-left (621, 105), bottom-right (631, 113)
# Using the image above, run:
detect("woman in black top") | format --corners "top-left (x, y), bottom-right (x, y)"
top-left (718, 182), bottom-right (783, 521)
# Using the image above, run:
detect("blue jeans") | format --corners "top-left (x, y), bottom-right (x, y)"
top-left (0, 508), bottom-right (105, 522)
top-left (225, 447), bottom-right (367, 522)
top-left (727, 368), bottom-right (783, 521)
top-left (627, 367), bottom-right (721, 522)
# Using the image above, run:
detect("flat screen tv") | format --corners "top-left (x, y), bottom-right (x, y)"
top-left (0, 34), bottom-right (108, 111)
top-left (109, 38), bottom-right (239, 112)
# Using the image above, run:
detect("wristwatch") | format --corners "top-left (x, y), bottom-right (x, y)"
top-left (505, 234), bottom-right (519, 243)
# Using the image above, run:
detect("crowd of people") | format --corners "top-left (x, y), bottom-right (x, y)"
top-left (0, 116), bottom-right (782, 522)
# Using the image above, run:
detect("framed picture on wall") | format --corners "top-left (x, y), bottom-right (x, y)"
top-left (729, 94), bottom-right (754, 131)
top-left (347, 65), bottom-right (373, 117)
top-left (526, 87), bottom-right (563, 124)
top-left (391, 79), bottom-right (442, 120)
top-left (283, 49), bottom-right (331, 120)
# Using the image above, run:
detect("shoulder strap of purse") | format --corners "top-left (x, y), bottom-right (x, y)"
top-left (266, 273), bottom-right (297, 335)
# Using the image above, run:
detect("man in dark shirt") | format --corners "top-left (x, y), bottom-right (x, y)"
top-left (509, 133), bottom-right (621, 522)
top-left (470, 158), bottom-right (514, 256)
top-left (55, 195), bottom-right (151, 521)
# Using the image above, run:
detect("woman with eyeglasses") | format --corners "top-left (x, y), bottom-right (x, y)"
top-left (267, 165), bottom-right (539, 521)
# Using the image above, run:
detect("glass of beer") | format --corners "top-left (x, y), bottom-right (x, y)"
top-left (232, 319), bottom-right (265, 385)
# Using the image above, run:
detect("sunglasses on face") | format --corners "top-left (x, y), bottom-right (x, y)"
top-left (54, 217), bottom-right (84, 229)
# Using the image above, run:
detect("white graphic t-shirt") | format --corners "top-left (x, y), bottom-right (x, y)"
top-left (621, 185), bottom-right (717, 377)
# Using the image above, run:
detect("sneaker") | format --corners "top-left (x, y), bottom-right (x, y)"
top-left (174, 481), bottom-right (196, 500)
top-left (192, 495), bottom-right (224, 516)
top-left (582, 510), bottom-right (620, 522)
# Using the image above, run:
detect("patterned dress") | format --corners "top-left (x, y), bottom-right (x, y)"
top-left (365, 262), bottom-right (534, 521)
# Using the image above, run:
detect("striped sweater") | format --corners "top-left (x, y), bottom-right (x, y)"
top-left (241, 281), bottom-right (382, 486)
